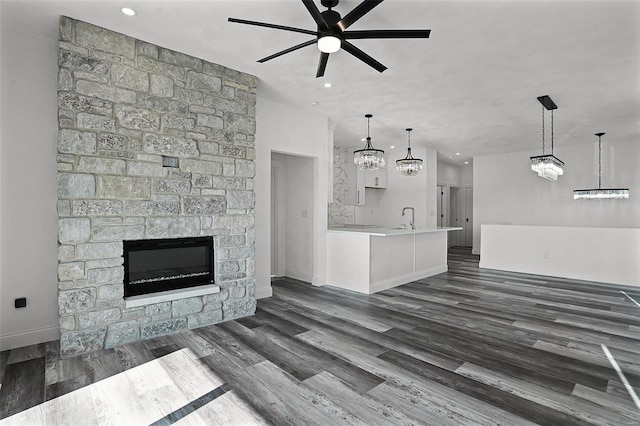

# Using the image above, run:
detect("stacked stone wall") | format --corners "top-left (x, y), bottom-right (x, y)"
top-left (56, 17), bottom-right (257, 357)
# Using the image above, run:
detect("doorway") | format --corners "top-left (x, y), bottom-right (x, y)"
top-left (449, 186), bottom-right (461, 246)
top-left (270, 152), bottom-right (314, 282)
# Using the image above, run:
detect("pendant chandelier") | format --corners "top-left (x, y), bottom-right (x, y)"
top-left (396, 128), bottom-right (423, 176)
top-left (530, 95), bottom-right (564, 180)
top-left (354, 114), bottom-right (385, 170)
top-left (574, 133), bottom-right (629, 200)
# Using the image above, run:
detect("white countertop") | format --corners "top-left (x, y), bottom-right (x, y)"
top-left (327, 226), bottom-right (463, 236)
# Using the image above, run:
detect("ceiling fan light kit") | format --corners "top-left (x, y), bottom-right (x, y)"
top-left (354, 114), bottom-right (385, 170)
top-left (317, 35), bottom-right (341, 53)
top-left (531, 95), bottom-right (564, 181)
top-left (396, 128), bottom-right (423, 176)
top-left (574, 133), bottom-right (630, 200)
top-left (229, 0), bottom-right (430, 77)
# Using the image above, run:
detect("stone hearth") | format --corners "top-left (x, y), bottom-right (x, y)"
top-left (56, 17), bottom-right (257, 357)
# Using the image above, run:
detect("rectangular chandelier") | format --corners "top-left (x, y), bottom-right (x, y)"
top-left (530, 154), bottom-right (564, 181)
top-left (573, 188), bottom-right (630, 200)
top-left (531, 95), bottom-right (564, 180)
top-left (574, 133), bottom-right (630, 200)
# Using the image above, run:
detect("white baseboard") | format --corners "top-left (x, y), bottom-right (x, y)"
top-left (311, 274), bottom-right (327, 287)
top-left (284, 269), bottom-right (312, 283)
top-left (0, 325), bottom-right (59, 351)
top-left (256, 286), bottom-right (273, 299)
top-left (370, 265), bottom-right (448, 294)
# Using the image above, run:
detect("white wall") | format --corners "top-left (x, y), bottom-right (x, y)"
top-left (460, 164), bottom-right (473, 186)
top-left (0, 17), bottom-right (60, 349)
top-left (355, 147), bottom-right (438, 229)
top-left (473, 140), bottom-right (640, 255)
top-left (283, 154), bottom-right (314, 282)
top-left (481, 225), bottom-right (640, 287)
top-left (437, 162), bottom-right (462, 186)
top-left (437, 161), bottom-right (473, 187)
top-left (255, 96), bottom-right (330, 298)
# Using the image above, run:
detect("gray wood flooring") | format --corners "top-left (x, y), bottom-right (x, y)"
top-left (1, 247), bottom-right (639, 425)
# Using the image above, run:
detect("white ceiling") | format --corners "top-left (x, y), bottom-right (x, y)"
top-left (3, 0), bottom-right (639, 166)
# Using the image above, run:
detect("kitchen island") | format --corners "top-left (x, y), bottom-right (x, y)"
top-left (326, 226), bottom-right (462, 294)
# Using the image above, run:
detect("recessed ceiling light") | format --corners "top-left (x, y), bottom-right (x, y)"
top-left (309, 101), bottom-right (319, 106)
top-left (323, 82), bottom-right (332, 88)
top-left (455, 152), bottom-right (460, 156)
top-left (390, 145), bottom-right (395, 149)
top-left (121, 7), bottom-right (136, 16)
top-left (361, 138), bottom-right (366, 142)
top-left (465, 161), bottom-right (469, 164)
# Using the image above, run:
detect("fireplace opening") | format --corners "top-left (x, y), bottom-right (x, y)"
top-left (123, 236), bottom-right (214, 298)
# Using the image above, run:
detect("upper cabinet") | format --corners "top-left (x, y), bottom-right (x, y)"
top-left (364, 167), bottom-right (387, 189)
top-left (344, 155), bottom-right (387, 206)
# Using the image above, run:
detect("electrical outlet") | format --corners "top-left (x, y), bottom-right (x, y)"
top-left (162, 156), bottom-right (179, 168)
top-left (15, 297), bottom-right (27, 308)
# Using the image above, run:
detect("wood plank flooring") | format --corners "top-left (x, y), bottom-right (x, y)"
top-left (1, 247), bottom-right (639, 425)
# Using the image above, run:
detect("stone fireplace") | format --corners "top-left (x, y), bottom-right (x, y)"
top-left (56, 17), bottom-right (257, 357)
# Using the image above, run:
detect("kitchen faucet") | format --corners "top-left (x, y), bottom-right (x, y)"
top-left (402, 207), bottom-right (415, 229)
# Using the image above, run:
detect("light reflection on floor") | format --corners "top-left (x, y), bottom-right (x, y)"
top-left (1, 348), bottom-right (267, 425)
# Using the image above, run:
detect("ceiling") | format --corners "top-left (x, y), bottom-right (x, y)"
top-left (3, 0), bottom-right (639, 166)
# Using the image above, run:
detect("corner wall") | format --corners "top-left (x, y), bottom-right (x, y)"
top-left (0, 14), bottom-right (60, 350)
top-left (255, 96), bottom-right (330, 299)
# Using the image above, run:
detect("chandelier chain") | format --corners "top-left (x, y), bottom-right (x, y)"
top-left (551, 109), bottom-right (554, 154)
top-left (541, 105), bottom-right (545, 154)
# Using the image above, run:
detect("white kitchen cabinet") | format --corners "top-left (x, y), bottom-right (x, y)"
top-left (345, 159), bottom-right (385, 206)
top-left (355, 168), bottom-right (366, 205)
top-left (364, 167), bottom-right (387, 188)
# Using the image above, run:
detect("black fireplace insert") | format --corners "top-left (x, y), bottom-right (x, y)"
top-left (123, 236), bottom-right (214, 297)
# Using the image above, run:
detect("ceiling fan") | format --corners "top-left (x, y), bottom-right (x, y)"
top-left (228, 0), bottom-right (431, 78)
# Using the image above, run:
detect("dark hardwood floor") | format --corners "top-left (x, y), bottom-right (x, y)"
top-left (1, 247), bottom-right (639, 425)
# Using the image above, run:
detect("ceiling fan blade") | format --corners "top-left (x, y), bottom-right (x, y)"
top-left (344, 29), bottom-right (431, 39)
top-left (301, 0), bottom-right (329, 31)
top-left (341, 41), bottom-right (387, 73)
top-left (336, 0), bottom-right (384, 32)
top-left (257, 39), bottom-right (317, 63)
top-left (229, 18), bottom-right (316, 36)
top-left (316, 53), bottom-right (330, 78)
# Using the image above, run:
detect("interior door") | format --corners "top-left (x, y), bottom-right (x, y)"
top-left (464, 187), bottom-right (473, 247)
